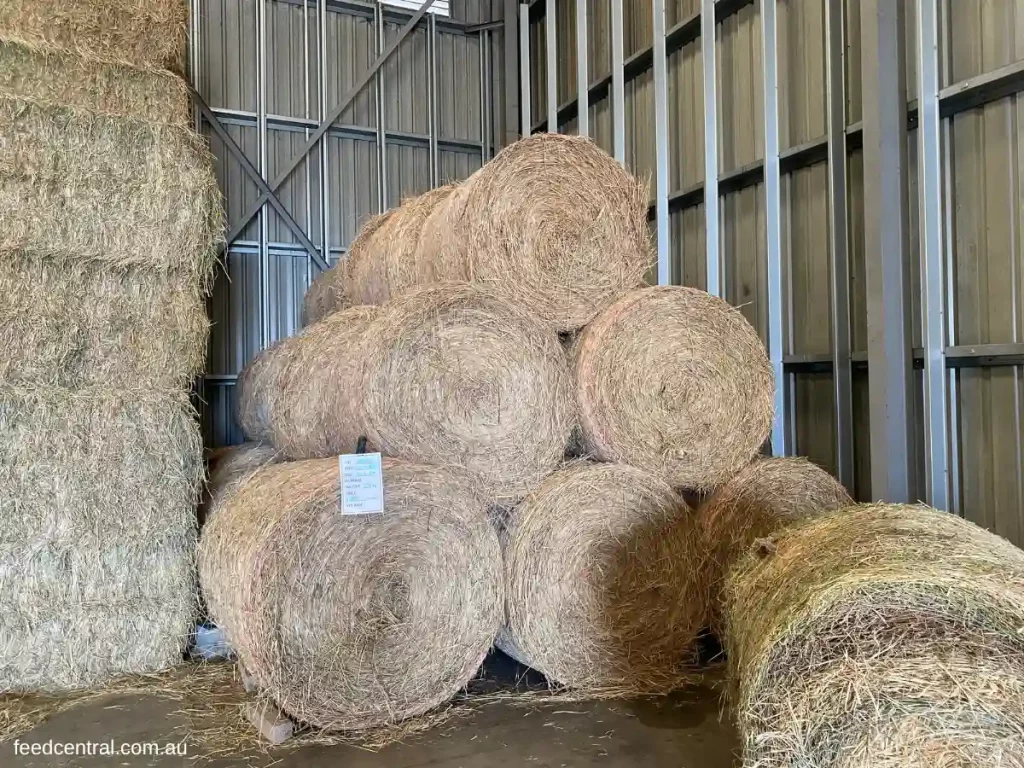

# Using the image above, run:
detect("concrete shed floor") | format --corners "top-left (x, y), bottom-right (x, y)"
top-left (8, 655), bottom-right (740, 767)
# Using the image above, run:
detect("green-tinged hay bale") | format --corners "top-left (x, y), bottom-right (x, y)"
top-left (0, 97), bottom-right (222, 280)
top-left (235, 306), bottom-right (379, 452)
top-left (0, 42), bottom-right (190, 125)
top-left (202, 442), bottom-right (282, 524)
top-left (199, 457), bottom-right (503, 731)
top-left (302, 212), bottom-right (392, 326)
top-left (416, 134), bottom-right (651, 332)
top-left (0, 535), bottom-right (195, 692)
top-left (0, 257), bottom-right (208, 389)
top-left (0, 387), bottom-right (203, 548)
top-left (501, 462), bottom-right (705, 693)
top-left (575, 286), bottom-right (774, 491)
top-left (363, 283), bottom-right (574, 503)
top-left (0, 0), bottom-right (187, 71)
top-left (698, 457), bottom-right (852, 633)
top-left (725, 504), bottom-right (1024, 768)
top-left (346, 184), bottom-right (456, 305)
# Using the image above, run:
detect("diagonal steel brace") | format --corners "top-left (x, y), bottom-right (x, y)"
top-left (220, 0), bottom-right (437, 251)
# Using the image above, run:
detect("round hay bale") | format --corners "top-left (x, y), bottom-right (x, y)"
top-left (202, 442), bottom-right (282, 524)
top-left (0, 97), bottom-right (222, 281)
top-left (574, 286), bottom-right (774, 491)
top-left (725, 504), bottom-right (1024, 767)
top-left (271, 307), bottom-right (379, 459)
top-left (418, 134), bottom-right (651, 332)
top-left (346, 185), bottom-right (455, 305)
top-left (0, 257), bottom-right (208, 389)
top-left (501, 462), bottom-right (705, 692)
top-left (198, 457), bottom-right (502, 730)
top-left (0, 42), bottom-right (190, 125)
top-left (362, 283), bottom-right (573, 502)
top-left (0, 0), bottom-right (187, 71)
top-left (698, 457), bottom-right (852, 633)
top-left (301, 260), bottom-right (351, 327)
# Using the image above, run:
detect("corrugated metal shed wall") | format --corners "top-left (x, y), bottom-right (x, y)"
top-left (192, 0), bottom-right (502, 448)
top-left (531, 0), bottom-right (1024, 546)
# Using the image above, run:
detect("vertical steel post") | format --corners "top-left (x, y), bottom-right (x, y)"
top-left (303, 0), bottom-right (313, 286)
top-left (189, 0), bottom-right (202, 132)
top-left (575, 0), bottom-right (589, 137)
top-left (504, 0), bottom-right (521, 147)
top-left (479, 28), bottom-right (488, 163)
top-left (484, 30), bottom-right (493, 160)
top-left (375, 2), bottom-right (388, 211)
top-left (916, 0), bottom-right (950, 510)
top-left (546, 0), bottom-right (558, 132)
top-left (610, 0), bottom-right (625, 164)
top-left (701, 0), bottom-right (720, 296)
top-left (428, 13), bottom-right (439, 184)
top-left (861, 0), bottom-right (915, 502)
top-left (652, 0), bottom-right (670, 285)
top-left (319, 0), bottom-right (331, 268)
top-left (257, 0), bottom-right (270, 348)
top-left (826, 0), bottom-right (854, 487)
top-left (762, 0), bottom-right (787, 456)
top-left (520, 3), bottom-right (532, 136)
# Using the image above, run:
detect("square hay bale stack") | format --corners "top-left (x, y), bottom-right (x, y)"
top-left (0, 258), bottom-right (209, 390)
top-left (0, 96), bottom-right (221, 280)
top-left (0, 41), bottom-right (190, 126)
top-left (0, 388), bottom-right (203, 690)
top-left (0, 0), bottom-right (187, 71)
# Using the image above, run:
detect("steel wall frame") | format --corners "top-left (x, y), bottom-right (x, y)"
top-left (522, 0), bottom-right (1024, 503)
top-left (191, 0), bottom-right (499, 404)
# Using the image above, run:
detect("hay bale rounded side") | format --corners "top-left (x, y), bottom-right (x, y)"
top-left (272, 307), bottom-right (379, 459)
top-left (502, 462), bottom-right (705, 692)
top-left (346, 185), bottom-right (455, 306)
top-left (0, 42), bottom-right (190, 125)
top-left (0, 98), bottom-right (222, 280)
top-left (698, 457), bottom-right (852, 633)
top-left (420, 134), bottom-right (652, 332)
top-left (363, 283), bottom-right (573, 502)
top-left (725, 504), bottom-right (1024, 767)
top-left (575, 286), bottom-right (774, 491)
top-left (0, 0), bottom-right (188, 70)
top-left (0, 257), bottom-right (208, 389)
top-left (199, 457), bottom-right (502, 731)
top-left (202, 443), bottom-right (282, 523)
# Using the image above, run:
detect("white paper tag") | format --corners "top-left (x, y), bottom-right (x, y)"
top-left (338, 452), bottom-right (384, 515)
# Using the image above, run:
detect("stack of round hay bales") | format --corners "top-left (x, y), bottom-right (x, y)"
top-left (500, 462), bottom-right (706, 693)
top-left (239, 284), bottom-right (574, 504)
top-left (307, 134), bottom-right (650, 333)
top-left (574, 285), bottom-right (774, 491)
top-left (697, 457), bottom-right (853, 633)
top-left (0, 3), bottom-right (221, 691)
top-left (726, 504), bottom-right (1024, 767)
top-left (199, 457), bottom-right (502, 730)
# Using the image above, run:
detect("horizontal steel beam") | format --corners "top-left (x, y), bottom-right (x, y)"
top-left (782, 343), bottom-right (1024, 371)
top-left (939, 58), bottom-right (1024, 118)
top-left (206, 107), bottom-right (485, 153)
top-left (274, 0), bottom-right (471, 35)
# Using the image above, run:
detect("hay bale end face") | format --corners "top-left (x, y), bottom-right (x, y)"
top-left (698, 457), bottom-right (852, 633)
top-left (0, 0), bottom-right (188, 71)
top-left (726, 504), bottom-right (1024, 767)
top-left (0, 97), bottom-right (222, 280)
top-left (363, 283), bottom-right (574, 503)
top-left (575, 286), bottom-right (774, 492)
top-left (199, 457), bottom-right (502, 731)
top-left (0, 258), bottom-right (209, 389)
top-left (502, 462), bottom-right (705, 693)
top-left (419, 134), bottom-right (652, 332)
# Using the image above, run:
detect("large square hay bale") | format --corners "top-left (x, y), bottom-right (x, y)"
top-left (0, 41), bottom-right (190, 125)
top-left (0, 97), bottom-right (221, 279)
top-left (0, 258), bottom-right (208, 389)
top-left (0, 0), bottom-right (188, 71)
top-left (0, 388), bottom-right (203, 548)
top-left (0, 535), bottom-right (195, 691)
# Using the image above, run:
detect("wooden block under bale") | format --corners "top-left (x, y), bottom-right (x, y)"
top-left (243, 701), bottom-right (295, 745)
